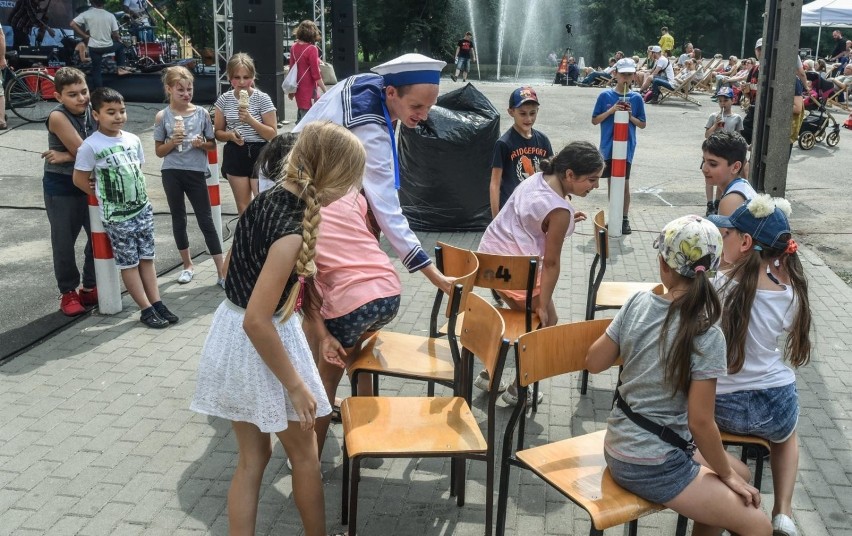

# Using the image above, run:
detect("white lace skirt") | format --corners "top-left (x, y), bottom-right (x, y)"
top-left (190, 300), bottom-right (331, 433)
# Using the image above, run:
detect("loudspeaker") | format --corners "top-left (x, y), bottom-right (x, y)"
top-left (255, 71), bottom-right (286, 121)
top-left (233, 20), bottom-right (285, 75)
top-left (233, 0), bottom-right (283, 22)
top-left (331, 0), bottom-right (358, 79)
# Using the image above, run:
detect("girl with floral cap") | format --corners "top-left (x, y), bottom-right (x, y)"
top-left (709, 195), bottom-right (811, 536)
top-left (586, 215), bottom-right (772, 535)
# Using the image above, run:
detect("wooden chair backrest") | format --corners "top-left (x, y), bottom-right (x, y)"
top-left (516, 318), bottom-right (619, 387)
top-left (593, 210), bottom-right (609, 259)
top-left (436, 242), bottom-right (479, 319)
top-left (473, 251), bottom-right (537, 292)
top-left (460, 293), bottom-right (507, 382)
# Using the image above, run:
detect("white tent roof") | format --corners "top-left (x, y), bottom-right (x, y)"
top-left (802, 0), bottom-right (852, 27)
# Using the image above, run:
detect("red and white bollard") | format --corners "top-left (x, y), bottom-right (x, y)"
top-left (88, 195), bottom-right (122, 314)
top-left (608, 109), bottom-right (629, 238)
top-left (207, 149), bottom-right (224, 253)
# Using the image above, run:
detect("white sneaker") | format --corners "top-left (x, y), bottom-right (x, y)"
top-left (501, 387), bottom-right (544, 406)
top-left (772, 514), bottom-right (797, 536)
top-left (216, 277), bottom-right (226, 290)
top-left (473, 371), bottom-right (509, 392)
top-left (176, 269), bottom-right (194, 284)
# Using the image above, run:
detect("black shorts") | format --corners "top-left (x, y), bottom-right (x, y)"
top-left (222, 141), bottom-right (267, 178)
top-left (602, 159), bottom-right (632, 181)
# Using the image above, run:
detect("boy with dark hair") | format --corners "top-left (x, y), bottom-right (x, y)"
top-left (703, 87), bottom-right (744, 215)
top-left (701, 130), bottom-right (756, 218)
top-left (452, 31), bottom-right (477, 82)
top-left (592, 58), bottom-right (647, 234)
top-left (41, 67), bottom-right (98, 316)
top-left (489, 86), bottom-right (553, 218)
top-left (73, 87), bottom-right (178, 328)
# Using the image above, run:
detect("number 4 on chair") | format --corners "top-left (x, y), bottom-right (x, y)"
top-left (492, 265), bottom-right (511, 282)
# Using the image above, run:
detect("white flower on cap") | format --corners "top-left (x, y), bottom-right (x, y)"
top-left (371, 53), bottom-right (447, 87)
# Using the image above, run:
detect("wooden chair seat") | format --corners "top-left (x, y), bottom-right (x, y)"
top-left (596, 282), bottom-right (665, 309)
top-left (720, 431), bottom-right (770, 451)
top-left (342, 396), bottom-right (487, 458)
top-left (349, 332), bottom-right (455, 384)
top-left (515, 430), bottom-right (663, 530)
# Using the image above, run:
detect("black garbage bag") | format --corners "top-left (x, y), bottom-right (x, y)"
top-left (398, 83), bottom-right (500, 232)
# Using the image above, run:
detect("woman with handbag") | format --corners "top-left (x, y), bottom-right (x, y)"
top-left (288, 20), bottom-right (327, 122)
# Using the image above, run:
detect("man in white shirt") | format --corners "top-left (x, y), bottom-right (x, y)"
top-left (122, 0), bottom-right (154, 43)
top-left (643, 46), bottom-right (675, 104)
top-left (70, 0), bottom-right (130, 88)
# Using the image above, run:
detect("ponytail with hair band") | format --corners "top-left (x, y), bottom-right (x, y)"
top-left (786, 238), bottom-right (798, 255)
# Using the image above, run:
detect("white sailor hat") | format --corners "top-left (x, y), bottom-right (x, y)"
top-left (371, 53), bottom-right (447, 87)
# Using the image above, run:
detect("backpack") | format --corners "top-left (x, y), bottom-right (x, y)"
top-left (282, 45), bottom-right (311, 93)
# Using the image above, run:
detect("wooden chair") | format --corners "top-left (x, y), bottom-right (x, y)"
top-left (826, 81), bottom-right (850, 111)
top-left (581, 211), bottom-right (664, 394)
top-left (495, 319), bottom-right (664, 536)
top-left (347, 242), bottom-right (478, 397)
top-left (341, 293), bottom-right (510, 536)
top-left (674, 432), bottom-right (771, 534)
top-left (472, 251), bottom-right (542, 410)
top-left (658, 70), bottom-right (702, 106)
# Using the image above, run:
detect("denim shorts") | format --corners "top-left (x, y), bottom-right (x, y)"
top-left (715, 383), bottom-right (799, 443)
top-left (104, 204), bottom-right (155, 269)
top-left (605, 448), bottom-right (701, 504)
top-left (325, 295), bottom-right (401, 348)
top-left (456, 57), bottom-right (471, 72)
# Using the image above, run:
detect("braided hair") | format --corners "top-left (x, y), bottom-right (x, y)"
top-left (275, 121), bottom-right (366, 320)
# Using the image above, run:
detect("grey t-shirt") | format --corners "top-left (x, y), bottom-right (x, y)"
top-left (603, 291), bottom-right (727, 465)
top-left (705, 111), bottom-right (744, 133)
top-left (153, 106), bottom-right (214, 173)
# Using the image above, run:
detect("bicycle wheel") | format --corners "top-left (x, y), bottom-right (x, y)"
top-left (6, 71), bottom-right (55, 123)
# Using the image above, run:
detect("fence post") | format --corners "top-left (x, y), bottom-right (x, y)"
top-left (88, 195), bottom-right (122, 314)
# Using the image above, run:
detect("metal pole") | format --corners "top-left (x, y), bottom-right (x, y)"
top-left (741, 0), bottom-right (749, 58)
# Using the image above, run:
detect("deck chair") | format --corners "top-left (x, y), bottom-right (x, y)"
top-left (658, 71), bottom-right (702, 106)
top-left (341, 293), bottom-right (510, 536)
top-left (675, 432), bottom-right (771, 533)
top-left (580, 211), bottom-right (663, 394)
top-left (471, 251), bottom-right (542, 411)
top-left (347, 242), bottom-right (478, 397)
top-left (826, 81), bottom-right (850, 111)
top-left (495, 319), bottom-right (664, 536)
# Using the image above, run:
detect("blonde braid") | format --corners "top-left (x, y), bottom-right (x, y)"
top-left (278, 167), bottom-right (321, 321)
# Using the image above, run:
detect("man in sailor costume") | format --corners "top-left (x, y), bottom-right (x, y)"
top-left (293, 54), bottom-right (452, 293)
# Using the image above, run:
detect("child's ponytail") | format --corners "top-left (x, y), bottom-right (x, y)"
top-left (661, 263), bottom-right (722, 395)
top-left (780, 238), bottom-right (812, 367)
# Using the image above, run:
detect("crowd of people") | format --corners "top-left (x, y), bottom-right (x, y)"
top-left (31, 17), bottom-right (820, 535)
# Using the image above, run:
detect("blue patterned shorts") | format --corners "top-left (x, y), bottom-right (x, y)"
top-left (325, 295), bottom-right (401, 348)
top-left (715, 383), bottom-right (799, 443)
top-left (103, 204), bottom-right (155, 269)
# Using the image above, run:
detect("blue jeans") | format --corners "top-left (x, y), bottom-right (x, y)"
top-left (89, 41), bottom-right (128, 88)
top-left (650, 76), bottom-right (674, 99)
top-left (581, 71), bottom-right (612, 85)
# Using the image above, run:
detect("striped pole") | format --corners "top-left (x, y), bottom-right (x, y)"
top-left (87, 195), bottom-right (122, 314)
top-left (207, 149), bottom-right (224, 253)
top-left (608, 109), bottom-right (629, 238)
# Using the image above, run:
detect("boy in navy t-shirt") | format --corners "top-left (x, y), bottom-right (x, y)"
top-left (490, 86), bottom-right (554, 218)
top-left (592, 58), bottom-right (647, 234)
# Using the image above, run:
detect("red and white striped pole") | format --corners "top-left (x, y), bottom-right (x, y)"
top-left (87, 195), bottom-right (122, 314)
top-left (207, 149), bottom-right (224, 253)
top-left (608, 108), bottom-right (629, 238)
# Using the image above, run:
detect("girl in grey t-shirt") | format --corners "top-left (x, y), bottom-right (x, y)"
top-left (586, 215), bottom-right (772, 534)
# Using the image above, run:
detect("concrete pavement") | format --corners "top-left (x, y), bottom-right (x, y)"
top-left (2, 80), bottom-right (852, 534)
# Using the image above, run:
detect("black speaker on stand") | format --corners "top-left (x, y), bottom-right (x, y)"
top-left (332, 0), bottom-right (358, 79)
top-left (233, 1), bottom-right (286, 122)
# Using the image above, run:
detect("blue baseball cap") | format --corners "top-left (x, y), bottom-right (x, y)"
top-left (510, 86), bottom-right (540, 108)
top-left (708, 195), bottom-right (792, 250)
top-left (716, 86), bottom-right (734, 99)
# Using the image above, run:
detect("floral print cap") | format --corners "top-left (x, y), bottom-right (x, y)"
top-left (653, 215), bottom-right (723, 278)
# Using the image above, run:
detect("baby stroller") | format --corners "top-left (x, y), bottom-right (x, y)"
top-left (798, 95), bottom-right (840, 150)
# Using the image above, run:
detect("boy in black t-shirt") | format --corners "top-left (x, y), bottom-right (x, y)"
top-left (489, 86), bottom-right (554, 218)
top-left (452, 31), bottom-right (477, 82)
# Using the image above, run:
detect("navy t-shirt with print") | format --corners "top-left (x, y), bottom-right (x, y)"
top-left (457, 39), bottom-right (474, 59)
top-left (492, 127), bottom-right (554, 209)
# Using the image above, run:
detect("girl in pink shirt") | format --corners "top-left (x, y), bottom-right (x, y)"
top-left (477, 141), bottom-right (604, 404)
top-left (303, 190), bottom-right (402, 456)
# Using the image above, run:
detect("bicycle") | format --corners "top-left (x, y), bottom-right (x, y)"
top-left (2, 66), bottom-right (55, 123)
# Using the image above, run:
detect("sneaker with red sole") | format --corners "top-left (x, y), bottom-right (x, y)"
top-left (78, 287), bottom-right (98, 307)
top-left (60, 291), bottom-right (85, 316)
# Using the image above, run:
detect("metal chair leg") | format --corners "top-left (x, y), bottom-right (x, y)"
top-left (427, 381), bottom-right (435, 396)
top-left (342, 442), bottom-right (349, 524)
top-left (531, 381), bottom-right (539, 412)
top-left (348, 457), bottom-right (361, 536)
top-left (580, 369), bottom-right (590, 395)
top-left (456, 457), bottom-right (467, 506)
top-left (495, 458), bottom-right (512, 536)
top-left (628, 519), bottom-right (639, 536)
top-left (675, 513), bottom-right (689, 536)
top-left (754, 449), bottom-right (766, 490)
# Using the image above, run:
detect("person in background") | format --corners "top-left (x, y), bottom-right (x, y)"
top-left (659, 26), bottom-right (675, 56)
top-left (0, 28), bottom-right (7, 130)
top-left (287, 20), bottom-right (327, 123)
top-left (452, 31), bottom-right (477, 83)
top-left (70, 0), bottom-right (131, 88)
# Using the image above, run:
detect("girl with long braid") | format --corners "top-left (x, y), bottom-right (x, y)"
top-left (191, 121), bottom-right (364, 536)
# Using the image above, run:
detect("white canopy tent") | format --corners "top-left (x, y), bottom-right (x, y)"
top-left (801, 0), bottom-right (852, 58)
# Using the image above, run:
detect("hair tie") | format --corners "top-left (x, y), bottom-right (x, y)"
top-left (294, 275), bottom-right (305, 313)
top-left (693, 265), bottom-right (707, 274)
top-left (785, 239), bottom-right (798, 255)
